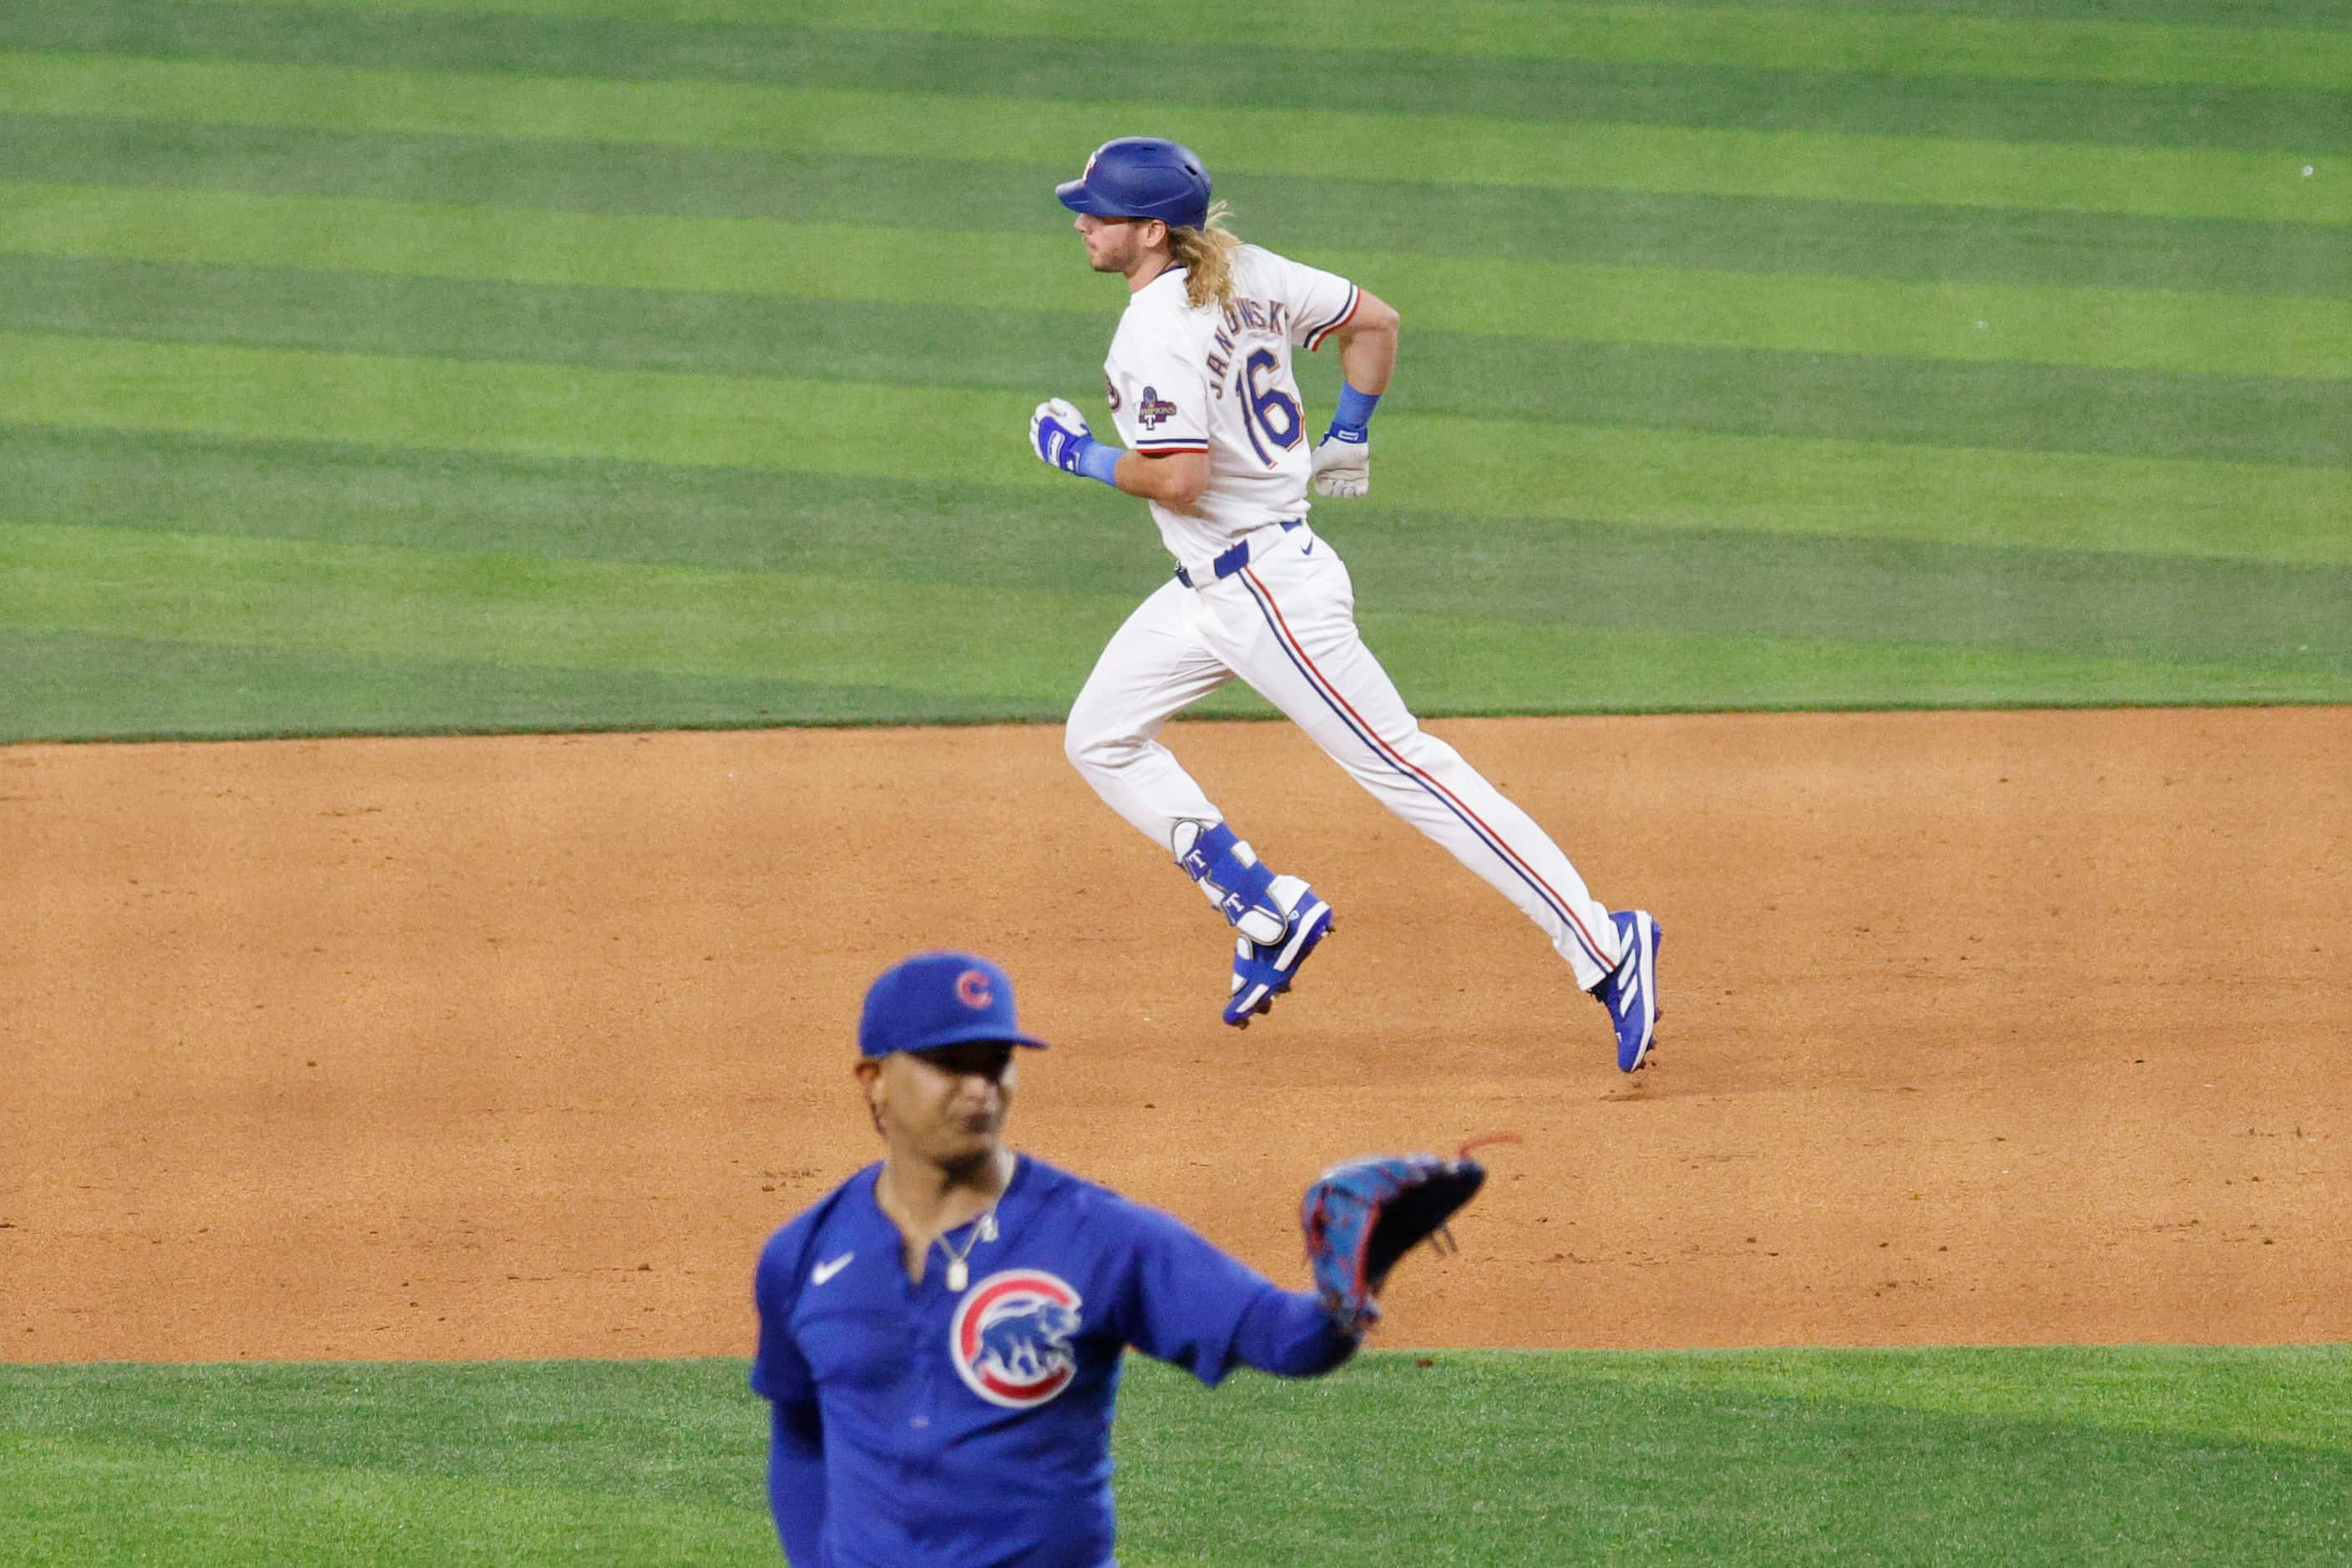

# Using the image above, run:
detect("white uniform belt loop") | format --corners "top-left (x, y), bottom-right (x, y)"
top-left (1173, 519), bottom-right (1303, 589)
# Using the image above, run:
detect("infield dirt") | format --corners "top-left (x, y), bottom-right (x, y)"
top-left (4, 707), bottom-right (2345, 1361)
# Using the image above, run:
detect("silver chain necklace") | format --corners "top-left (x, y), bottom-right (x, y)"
top-left (938, 1206), bottom-right (1000, 1292)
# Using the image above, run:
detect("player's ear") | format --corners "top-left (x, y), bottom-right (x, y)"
top-left (853, 1059), bottom-right (886, 1136)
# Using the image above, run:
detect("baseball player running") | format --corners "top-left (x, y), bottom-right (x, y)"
top-left (1028, 136), bottom-right (1662, 1070)
top-left (752, 951), bottom-right (1477, 1567)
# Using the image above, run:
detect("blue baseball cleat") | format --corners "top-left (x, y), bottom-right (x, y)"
top-left (1223, 877), bottom-right (1334, 1028)
top-left (1593, 909), bottom-right (1662, 1070)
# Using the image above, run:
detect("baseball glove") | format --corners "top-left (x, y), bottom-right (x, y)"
top-left (1302, 1152), bottom-right (1486, 1334)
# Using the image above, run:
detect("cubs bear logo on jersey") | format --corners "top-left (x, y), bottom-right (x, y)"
top-left (1136, 387), bottom-right (1178, 429)
top-left (951, 1269), bottom-right (1083, 1409)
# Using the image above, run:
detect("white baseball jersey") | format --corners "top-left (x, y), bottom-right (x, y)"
top-left (1100, 245), bottom-right (1360, 580)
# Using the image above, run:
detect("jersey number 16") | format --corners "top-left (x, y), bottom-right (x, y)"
top-left (1239, 348), bottom-right (1302, 468)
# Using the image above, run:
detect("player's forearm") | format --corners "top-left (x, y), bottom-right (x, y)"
top-left (1233, 1287), bottom-right (1359, 1378)
top-left (1029, 399), bottom-right (1206, 507)
top-left (1111, 449), bottom-right (1208, 509)
top-left (1316, 293), bottom-right (1398, 490)
top-left (1310, 303), bottom-right (1393, 503)
top-left (1333, 323), bottom-right (1396, 397)
top-left (1330, 292), bottom-right (1399, 396)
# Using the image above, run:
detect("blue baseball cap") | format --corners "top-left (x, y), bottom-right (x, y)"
top-left (858, 952), bottom-right (1050, 1060)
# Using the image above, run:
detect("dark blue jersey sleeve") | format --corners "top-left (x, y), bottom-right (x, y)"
top-left (1235, 1287), bottom-right (1358, 1378)
top-left (1100, 1192), bottom-right (1354, 1386)
top-left (752, 1228), bottom-right (826, 1565)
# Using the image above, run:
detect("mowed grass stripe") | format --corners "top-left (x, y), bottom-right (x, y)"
top-left (11, 119), bottom-right (2341, 301)
top-left (2, 53), bottom-right (2339, 225)
top-left (11, 183), bottom-right (2345, 382)
top-left (8, 426), bottom-right (2339, 680)
top-left (0, 520), bottom-right (1125, 700)
top-left (0, 427), bottom-right (1142, 592)
top-left (163, 0), bottom-right (2352, 90)
top-left (1379, 610), bottom-right (2347, 712)
top-left (7, 524), bottom-right (2334, 739)
top-left (13, 1), bottom-right (2346, 154)
top-left (9, 255), bottom-right (2345, 473)
top-left (3, 333), bottom-right (2345, 564)
top-left (0, 627), bottom-right (1019, 742)
top-left (1713, 0), bottom-right (2338, 30)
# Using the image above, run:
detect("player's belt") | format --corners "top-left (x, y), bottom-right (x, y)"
top-left (1174, 520), bottom-right (1302, 589)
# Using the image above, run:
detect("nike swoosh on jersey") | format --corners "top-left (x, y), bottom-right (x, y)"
top-left (812, 1252), bottom-right (854, 1286)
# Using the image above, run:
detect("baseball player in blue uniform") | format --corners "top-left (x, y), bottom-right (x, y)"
top-left (751, 952), bottom-right (1365, 1567)
top-left (1028, 137), bottom-right (1662, 1071)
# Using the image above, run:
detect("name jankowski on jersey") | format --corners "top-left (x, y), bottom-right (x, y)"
top-left (1206, 296), bottom-right (1288, 402)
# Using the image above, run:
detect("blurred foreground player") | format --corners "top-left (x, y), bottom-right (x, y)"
top-left (750, 952), bottom-right (1479, 1566)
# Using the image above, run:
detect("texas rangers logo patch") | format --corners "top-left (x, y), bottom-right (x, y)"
top-left (950, 1269), bottom-right (1083, 1409)
top-left (1136, 387), bottom-right (1178, 430)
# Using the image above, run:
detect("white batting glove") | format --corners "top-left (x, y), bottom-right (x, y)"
top-left (1029, 397), bottom-right (1094, 472)
top-left (1311, 430), bottom-right (1370, 498)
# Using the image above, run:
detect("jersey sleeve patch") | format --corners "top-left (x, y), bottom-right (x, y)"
top-left (1131, 382), bottom-right (1206, 451)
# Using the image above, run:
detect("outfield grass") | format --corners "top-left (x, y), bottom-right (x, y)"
top-left (0, 0), bottom-right (2344, 740)
top-left (3, 1349), bottom-right (2346, 1565)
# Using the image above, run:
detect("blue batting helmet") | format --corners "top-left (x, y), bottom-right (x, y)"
top-left (1056, 138), bottom-right (1211, 232)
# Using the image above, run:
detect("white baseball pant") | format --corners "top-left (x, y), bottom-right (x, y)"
top-left (1064, 521), bottom-right (1624, 989)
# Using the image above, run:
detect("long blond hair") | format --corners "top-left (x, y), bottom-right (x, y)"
top-left (1167, 200), bottom-right (1242, 311)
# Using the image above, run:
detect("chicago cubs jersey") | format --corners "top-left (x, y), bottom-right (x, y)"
top-left (752, 1154), bottom-right (1343, 1568)
top-left (1101, 245), bottom-right (1360, 579)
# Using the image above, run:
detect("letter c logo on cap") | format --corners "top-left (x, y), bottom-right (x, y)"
top-left (955, 969), bottom-right (993, 1009)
